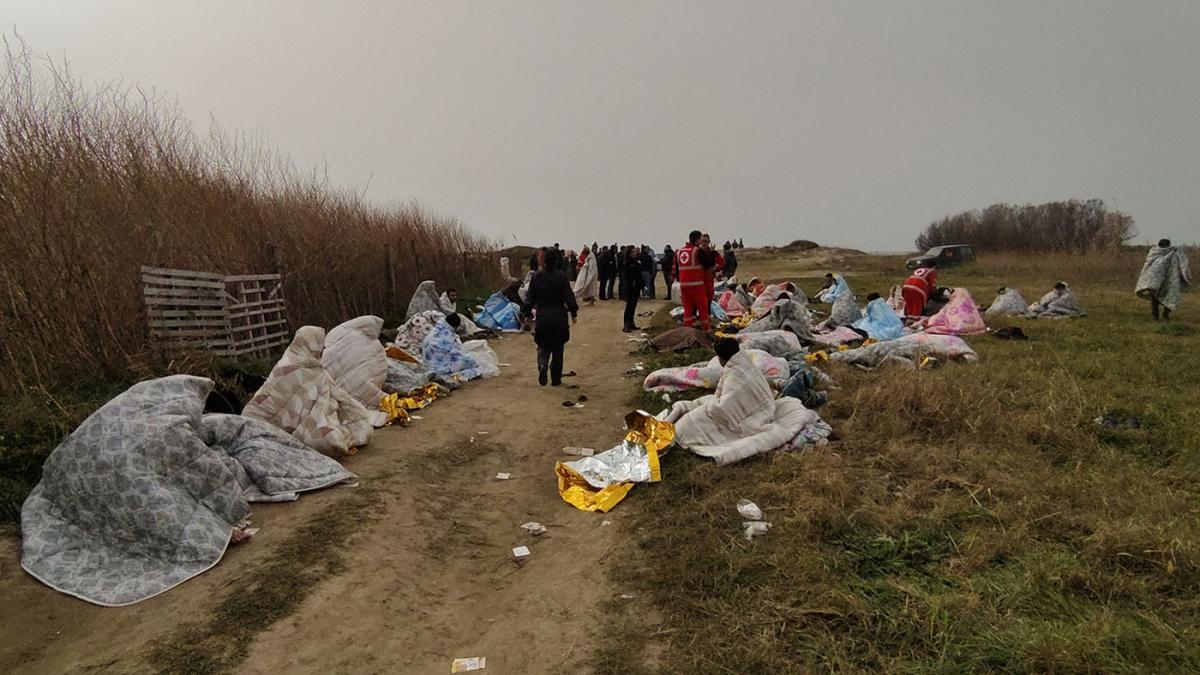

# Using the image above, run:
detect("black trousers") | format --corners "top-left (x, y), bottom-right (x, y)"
top-left (598, 275), bottom-right (610, 300)
top-left (624, 292), bottom-right (640, 329)
top-left (537, 343), bottom-right (565, 383)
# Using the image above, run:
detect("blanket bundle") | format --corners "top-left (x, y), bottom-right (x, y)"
top-left (830, 333), bottom-right (978, 369)
top-left (1026, 285), bottom-right (1086, 319)
top-left (244, 327), bottom-right (374, 457)
top-left (921, 288), bottom-right (987, 336)
top-left (643, 348), bottom-right (789, 392)
top-left (660, 351), bottom-right (824, 465)
top-left (21, 375), bottom-right (356, 606)
top-left (985, 287), bottom-right (1028, 317)
top-left (853, 298), bottom-right (906, 340)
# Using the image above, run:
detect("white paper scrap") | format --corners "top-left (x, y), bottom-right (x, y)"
top-left (451, 656), bottom-right (487, 672)
top-left (495, 472), bottom-right (511, 480)
top-left (512, 546), bottom-right (531, 558)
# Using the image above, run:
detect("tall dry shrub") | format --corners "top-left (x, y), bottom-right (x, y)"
top-left (0, 38), bottom-right (498, 395)
top-left (915, 199), bottom-right (1137, 253)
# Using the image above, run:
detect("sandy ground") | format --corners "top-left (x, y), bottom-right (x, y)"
top-left (0, 297), bottom-right (663, 674)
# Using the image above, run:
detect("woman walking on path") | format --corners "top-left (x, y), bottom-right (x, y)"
top-left (622, 246), bottom-right (646, 332)
top-left (527, 248), bottom-right (579, 386)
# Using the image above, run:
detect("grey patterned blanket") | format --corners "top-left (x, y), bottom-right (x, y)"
top-left (21, 375), bottom-right (356, 606)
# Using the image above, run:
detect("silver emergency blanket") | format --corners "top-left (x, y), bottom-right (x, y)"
top-left (829, 291), bottom-right (863, 326)
top-left (20, 375), bottom-right (356, 606)
top-left (1025, 284), bottom-right (1086, 319)
top-left (561, 439), bottom-right (657, 488)
top-left (1136, 244), bottom-right (1190, 311)
top-left (830, 333), bottom-right (978, 369)
top-left (384, 358), bottom-right (434, 395)
top-left (742, 299), bottom-right (813, 340)
top-left (985, 287), bottom-right (1028, 317)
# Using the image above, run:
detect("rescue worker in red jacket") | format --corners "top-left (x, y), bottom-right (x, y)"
top-left (699, 232), bottom-right (725, 304)
top-left (901, 261), bottom-right (938, 318)
top-left (675, 230), bottom-right (710, 330)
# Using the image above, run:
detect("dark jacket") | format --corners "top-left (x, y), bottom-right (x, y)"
top-left (623, 255), bottom-right (646, 293)
top-left (723, 248), bottom-right (738, 276)
top-left (527, 270), bottom-right (578, 348)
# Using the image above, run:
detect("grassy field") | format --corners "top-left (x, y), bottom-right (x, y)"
top-left (601, 250), bottom-right (1199, 673)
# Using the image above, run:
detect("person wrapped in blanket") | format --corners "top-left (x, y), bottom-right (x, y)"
top-left (659, 338), bottom-right (828, 466)
top-left (1026, 281), bottom-right (1086, 319)
top-left (1136, 238), bottom-right (1190, 321)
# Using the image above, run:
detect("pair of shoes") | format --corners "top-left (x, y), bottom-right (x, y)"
top-left (538, 367), bottom-right (548, 386)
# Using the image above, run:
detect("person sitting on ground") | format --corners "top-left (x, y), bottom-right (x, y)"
top-left (1136, 238), bottom-right (1191, 321)
top-left (438, 287), bottom-right (483, 336)
top-left (1026, 281), bottom-right (1087, 319)
top-left (658, 337), bottom-right (825, 465)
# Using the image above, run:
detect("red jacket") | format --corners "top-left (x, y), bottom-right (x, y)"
top-left (904, 268), bottom-right (938, 295)
top-left (675, 243), bottom-right (705, 288)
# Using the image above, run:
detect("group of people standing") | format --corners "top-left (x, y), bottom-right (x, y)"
top-left (519, 233), bottom-right (742, 386)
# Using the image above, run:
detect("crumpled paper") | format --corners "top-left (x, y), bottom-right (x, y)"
top-left (555, 411), bottom-right (674, 513)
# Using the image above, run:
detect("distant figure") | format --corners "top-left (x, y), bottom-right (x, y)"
top-left (526, 247), bottom-right (578, 386)
top-left (641, 245), bottom-right (658, 299)
top-left (528, 249), bottom-right (539, 273)
top-left (1136, 238), bottom-right (1191, 320)
top-left (661, 244), bottom-right (675, 300)
top-left (622, 246), bottom-right (645, 332)
top-left (615, 244), bottom-right (628, 301)
top-left (723, 241), bottom-right (739, 279)
top-left (566, 250), bottom-right (578, 281)
top-left (901, 261), bottom-right (938, 318)
top-left (676, 230), bottom-right (711, 330)
top-left (699, 233), bottom-right (725, 303)
top-left (573, 245), bottom-right (599, 306)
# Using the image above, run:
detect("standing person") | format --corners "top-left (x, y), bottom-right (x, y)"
top-left (723, 241), bottom-right (739, 279)
top-left (661, 244), bottom-right (675, 300)
top-left (528, 248), bottom-right (540, 273)
top-left (623, 246), bottom-right (646, 332)
top-left (700, 233), bottom-right (725, 304)
top-left (574, 245), bottom-right (599, 306)
top-left (676, 230), bottom-right (711, 330)
top-left (616, 245), bottom-right (628, 301)
top-left (901, 261), bottom-right (938, 318)
top-left (567, 250), bottom-right (578, 282)
top-left (1136, 238), bottom-right (1191, 320)
top-left (596, 246), bottom-right (610, 300)
top-left (641, 245), bottom-right (657, 299)
top-left (527, 248), bottom-right (579, 386)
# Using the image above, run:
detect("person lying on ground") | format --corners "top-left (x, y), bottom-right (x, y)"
top-left (1136, 238), bottom-right (1191, 321)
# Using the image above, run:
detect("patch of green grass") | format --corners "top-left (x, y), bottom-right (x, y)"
top-left (597, 251), bottom-right (1200, 674)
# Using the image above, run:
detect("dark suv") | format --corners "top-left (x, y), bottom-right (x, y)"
top-left (906, 244), bottom-right (975, 270)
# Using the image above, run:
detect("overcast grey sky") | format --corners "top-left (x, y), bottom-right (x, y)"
top-left (6, 1), bottom-right (1198, 250)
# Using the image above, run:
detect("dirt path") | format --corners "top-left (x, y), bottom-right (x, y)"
top-left (0, 298), bottom-right (661, 674)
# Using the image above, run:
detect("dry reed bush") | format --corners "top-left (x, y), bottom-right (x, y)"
top-left (0, 38), bottom-right (498, 397)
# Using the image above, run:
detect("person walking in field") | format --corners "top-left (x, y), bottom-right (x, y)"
top-left (526, 248), bottom-right (578, 386)
top-left (901, 261), bottom-right (938, 318)
top-left (573, 245), bottom-right (599, 306)
top-left (676, 230), bottom-right (711, 331)
top-left (1136, 238), bottom-right (1190, 320)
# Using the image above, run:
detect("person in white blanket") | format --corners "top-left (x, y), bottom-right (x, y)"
top-left (660, 338), bottom-right (822, 466)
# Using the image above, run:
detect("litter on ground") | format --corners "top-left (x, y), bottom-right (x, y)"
top-left (521, 522), bottom-right (547, 536)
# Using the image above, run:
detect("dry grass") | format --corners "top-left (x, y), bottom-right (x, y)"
top-left (600, 249), bottom-right (1200, 673)
top-left (0, 37), bottom-right (499, 398)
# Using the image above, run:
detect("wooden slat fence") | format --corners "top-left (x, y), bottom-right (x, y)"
top-left (141, 266), bottom-right (290, 359)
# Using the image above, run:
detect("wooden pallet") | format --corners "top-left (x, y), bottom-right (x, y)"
top-left (141, 266), bottom-right (290, 359)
